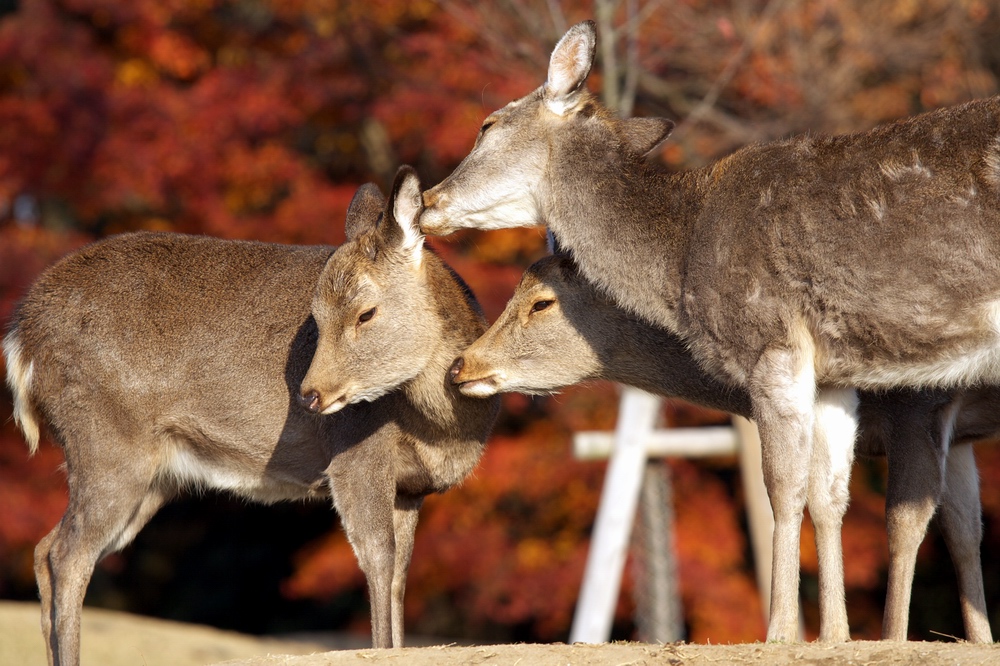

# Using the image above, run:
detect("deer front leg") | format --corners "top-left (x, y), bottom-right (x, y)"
top-left (327, 455), bottom-right (396, 649)
top-left (808, 388), bottom-right (859, 643)
top-left (750, 346), bottom-right (816, 643)
top-left (391, 495), bottom-right (423, 647)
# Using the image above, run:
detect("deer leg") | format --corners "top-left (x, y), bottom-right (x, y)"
top-left (34, 526), bottom-right (59, 666)
top-left (390, 495), bottom-right (423, 647)
top-left (808, 388), bottom-right (858, 643)
top-left (881, 416), bottom-right (946, 641)
top-left (40, 447), bottom-right (166, 666)
top-left (750, 345), bottom-right (816, 643)
top-left (327, 454), bottom-right (396, 649)
top-left (938, 444), bottom-right (991, 642)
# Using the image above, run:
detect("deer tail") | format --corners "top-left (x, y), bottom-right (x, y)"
top-left (3, 326), bottom-right (41, 455)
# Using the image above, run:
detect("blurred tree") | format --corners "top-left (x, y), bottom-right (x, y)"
top-left (2, 0), bottom-right (1000, 647)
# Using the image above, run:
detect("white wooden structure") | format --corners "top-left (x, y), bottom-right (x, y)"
top-left (569, 386), bottom-right (784, 643)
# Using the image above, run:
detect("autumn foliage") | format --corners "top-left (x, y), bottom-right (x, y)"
top-left (2, 0), bottom-right (1000, 645)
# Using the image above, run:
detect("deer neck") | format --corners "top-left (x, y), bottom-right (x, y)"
top-left (391, 263), bottom-right (497, 493)
top-left (401, 260), bottom-right (497, 440)
top-left (541, 142), bottom-right (706, 334)
top-left (599, 307), bottom-right (753, 418)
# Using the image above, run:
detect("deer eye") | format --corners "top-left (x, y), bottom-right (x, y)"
top-left (529, 299), bottom-right (554, 314)
top-left (479, 120), bottom-right (495, 135)
top-left (358, 307), bottom-right (376, 324)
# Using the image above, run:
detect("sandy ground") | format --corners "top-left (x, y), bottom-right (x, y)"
top-left (223, 641), bottom-right (1000, 666)
top-left (4, 600), bottom-right (999, 666)
top-left (0, 601), bottom-right (325, 666)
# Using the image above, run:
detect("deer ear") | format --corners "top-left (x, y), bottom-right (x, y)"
top-left (386, 165), bottom-right (424, 266)
top-left (345, 183), bottom-right (386, 241)
top-left (544, 21), bottom-right (596, 116)
top-left (620, 118), bottom-right (675, 156)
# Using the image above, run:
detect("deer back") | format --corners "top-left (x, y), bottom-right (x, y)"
top-left (5, 231), bottom-right (336, 498)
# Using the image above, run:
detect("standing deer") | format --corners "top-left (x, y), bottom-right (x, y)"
top-left (3, 166), bottom-right (499, 666)
top-left (450, 253), bottom-right (992, 642)
top-left (419, 20), bottom-right (1000, 642)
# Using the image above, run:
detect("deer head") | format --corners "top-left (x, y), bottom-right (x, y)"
top-left (449, 255), bottom-right (608, 396)
top-left (420, 21), bottom-right (674, 236)
top-left (300, 166), bottom-right (439, 414)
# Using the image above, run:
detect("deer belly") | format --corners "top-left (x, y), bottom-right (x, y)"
top-left (813, 300), bottom-right (1000, 389)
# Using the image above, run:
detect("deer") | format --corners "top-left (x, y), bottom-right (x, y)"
top-left (450, 252), bottom-right (993, 642)
top-left (418, 20), bottom-right (1000, 643)
top-left (2, 165), bottom-right (499, 666)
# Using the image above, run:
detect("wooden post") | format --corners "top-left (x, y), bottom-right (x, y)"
top-left (733, 416), bottom-right (774, 618)
top-left (570, 399), bottom-right (789, 642)
top-left (569, 387), bottom-right (660, 643)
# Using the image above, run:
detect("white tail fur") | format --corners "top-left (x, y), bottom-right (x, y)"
top-left (3, 328), bottom-right (40, 454)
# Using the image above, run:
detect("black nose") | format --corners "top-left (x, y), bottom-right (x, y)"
top-left (299, 390), bottom-right (321, 413)
top-left (448, 357), bottom-right (464, 382)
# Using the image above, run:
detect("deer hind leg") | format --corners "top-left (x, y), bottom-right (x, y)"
top-left (39, 438), bottom-right (167, 666)
top-left (881, 402), bottom-right (949, 641)
top-left (390, 495), bottom-right (423, 648)
top-left (749, 343), bottom-right (816, 643)
top-left (808, 388), bottom-right (859, 643)
top-left (35, 526), bottom-right (60, 666)
top-left (938, 444), bottom-right (991, 642)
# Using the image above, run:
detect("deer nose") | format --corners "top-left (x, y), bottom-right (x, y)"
top-left (448, 357), bottom-right (465, 382)
top-left (299, 390), bottom-right (321, 413)
top-left (422, 189), bottom-right (441, 208)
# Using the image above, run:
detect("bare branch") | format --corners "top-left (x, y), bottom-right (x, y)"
top-left (670, 0), bottom-right (789, 140)
top-left (619, 0), bottom-right (640, 118)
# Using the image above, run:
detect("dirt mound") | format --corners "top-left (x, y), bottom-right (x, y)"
top-left (0, 601), bottom-right (324, 666)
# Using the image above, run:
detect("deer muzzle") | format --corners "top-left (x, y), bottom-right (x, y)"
top-left (448, 356), bottom-right (465, 381)
top-left (298, 390), bottom-right (322, 413)
top-left (448, 356), bottom-right (502, 398)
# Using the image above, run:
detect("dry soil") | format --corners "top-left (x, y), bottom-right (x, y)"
top-left (4, 600), bottom-right (998, 666)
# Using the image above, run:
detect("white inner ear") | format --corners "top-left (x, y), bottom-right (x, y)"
top-left (393, 174), bottom-right (424, 265)
top-left (544, 24), bottom-right (594, 115)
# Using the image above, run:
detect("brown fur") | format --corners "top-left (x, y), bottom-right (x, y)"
top-left (3, 167), bottom-right (498, 665)
top-left (419, 21), bottom-right (1000, 642)
top-left (453, 254), bottom-right (992, 642)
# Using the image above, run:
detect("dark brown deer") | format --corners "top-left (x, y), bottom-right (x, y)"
top-left (450, 253), bottom-right (992, 642)
top-left (3, 166), bottom-right (499, 666)
top-left (420, 21), bottom-right (1000, 642)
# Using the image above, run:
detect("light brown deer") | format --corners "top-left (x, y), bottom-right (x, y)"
top-left (2, 166), bottom-right (499, 666)
top-left (451, 253), bottom-right (992, 642)
top-left (420, 21), bottom-right (1000, 642)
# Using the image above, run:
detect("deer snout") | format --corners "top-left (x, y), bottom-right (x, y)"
top-left (418, 189), bottom-right (457, 235)
top-left (298, 390), bottom-right (322, 413)
top-left (448, 355), bottom-right (503, 398)
top-left (448, 356), bottom-right (465, 383)
top-left (422, 188), bottom-right (442, 208)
